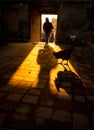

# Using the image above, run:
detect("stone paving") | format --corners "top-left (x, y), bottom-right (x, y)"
top-left (0, 42), bottom-right (94, 130)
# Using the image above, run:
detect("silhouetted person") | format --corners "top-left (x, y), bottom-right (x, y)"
top-left (43, 17), bottom-right (53, 44)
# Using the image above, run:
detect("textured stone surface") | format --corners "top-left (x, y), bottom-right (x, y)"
top-left (73, 113), bottom-right (90, 130)
top-left (53, 110), bottom-right (71, 122)
top-left (28, 88), bottom-right (41, 95)
top-left (35, 107), bottom-right (53, 119)
top-left (0, 42), bottom-right (93, 130)
top-left (6, 93), bottom-right (23, 101)
top-left (22, 95), bottom-right (38, 104)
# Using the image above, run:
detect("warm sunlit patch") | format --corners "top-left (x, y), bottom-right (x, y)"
top-left (68, 61), bottom-right (81, 78)
top-left (57, 91), bottom-right (72, 100)
top-left (8, 42), bottom-right (81, 92)
top-left (8, 44), bottom-right (41, 87)
top-left (8, 79), bottom-right (21, 86)
top-left (31, 77), bottom-right (39, 88)
top-left (49, 43), bottom-right (81, 94)
top-left (49, 43), bottom-right (81, 77)
top-left (51, 44), bottom-right (61, 52)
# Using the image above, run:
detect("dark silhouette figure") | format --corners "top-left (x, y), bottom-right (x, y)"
top-left (54, 69), bottom-right (85, 94)
top-left (53, 45), bottom-right (74, 65)
top-left (43, 18), bottom-right (53, 44)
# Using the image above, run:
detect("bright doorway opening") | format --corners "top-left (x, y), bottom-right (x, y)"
top-left (41, 14), bottom-right (57, 42)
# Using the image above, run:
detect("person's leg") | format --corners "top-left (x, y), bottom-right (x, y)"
top-left (45, 32), bottom-right (50, 43)
top-left (45, 33), bottom-right (48, 44)
top-left (45, 32), bottom-right (50, 44)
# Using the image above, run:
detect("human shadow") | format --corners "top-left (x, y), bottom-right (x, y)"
top-left (54, 68), bottom-right (85, 96)
top-left (37, 44), bottom-right (57, 84)
top-left (58, 61), bottom-right (71, 71)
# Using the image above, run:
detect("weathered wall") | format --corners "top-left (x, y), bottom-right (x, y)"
top-left (2, 9), bottom-right (18, 38)
top-left (0, 1), bottom-right (92, 43)
top-left (0, 3), bottom-right (30, 41)
top-left (18, 3), bottom-right (30, 40)
top-left (56, 2), bottom-right (91, 44)
top-left (30, 8), bottom-right (41, 42)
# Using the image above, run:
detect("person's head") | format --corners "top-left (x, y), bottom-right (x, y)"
top-left (45, 17), bottom-right (49, 22)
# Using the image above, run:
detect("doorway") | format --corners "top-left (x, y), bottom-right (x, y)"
top-left (41, 14), bottom-right (57, 42)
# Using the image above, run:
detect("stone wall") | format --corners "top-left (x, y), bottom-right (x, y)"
top-left (0, 3), bottom-right (30, 42)
top-left (0, 0), bottom-right (92, 43)
top-left (30, 8), bottom-right (41, 42)
top-left (56, 2), bottom-right (91, 44)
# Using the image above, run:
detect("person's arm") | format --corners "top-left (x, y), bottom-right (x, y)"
top-left (43, 23), bottom-right (46, 31)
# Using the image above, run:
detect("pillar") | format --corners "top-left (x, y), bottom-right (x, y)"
top-left (56, 4), bottom-right (65, 44)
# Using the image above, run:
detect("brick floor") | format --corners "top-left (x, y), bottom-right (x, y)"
top-left (0, 42), bottom-right (94, 130)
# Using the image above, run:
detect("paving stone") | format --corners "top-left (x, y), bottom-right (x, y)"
top-left (39, 100), bottom-right (54, 107)
top-left (12, 87), bottom-right (28, 94)
top-left (18, 81), bottom-right (32, 87)
top-left (0, 113), bottom-right (6, 125)
top-left (16, 104), bottom-right (31, 114)
top-left (6, 93), bottom-right (23, 101)
top-left (14, 69), bottom-right (29, 77)
top-left (86, 88), bottom-right (94, 95)
top-left (87, 95), bottom-right (94, 101)
top-left (88, 102), bottom-right (94, 112)
top-left (23, 76), bottom-right (35, 82)
top-left (73, 113), bottom-right (90, 130)
top-left (27, 71), bottom-right (39, 78)
top-left (57, 92), bottom-right (72, 101)
top-left (0, 42), bottom-right (94, 130)
top-left (2, 84), bottom-right (17, 89)
top-left (2, 113), bottom-right (27, 129)
top-left (34, 107), bottom-right (53, 119)
top-left (53, 110), bottom-right (71, 122)
top-left (0, 100), bottom-right (17, 112)
top-left (0, 92), bottom-right (8, 99)
top-left (7, 79), bottom-right (21, 86)
top-left (37, 82), bottom-right (48, 89)
top-left (13, 113), bottom-right (27, 121)
top-left (84, 81), bottom-right (94, 88)
top-left (9, 75), bottom-right (25, 81)
top-left (28, 88), bottom-right (41, 95)
top-left (59, 87), bottom-right (71, 93)
top-left (34, 117), bottom-right (44, 124)
top-left (54, 99), bottom-right (72, 112)
top-left (72, 102), bottom-right (87, 113)
top-left (74, 95), bottom-right (86, 103)
top-left (0, 86), bottom-right (14, 92)
top-left (32, 82), bottom-right (46, 89)
top-left (22, 95), bottom-right (38, 104)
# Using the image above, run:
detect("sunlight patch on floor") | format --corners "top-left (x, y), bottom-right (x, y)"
top-left (8, 42), bottom-right (80, 91)
top-left (8, 44), bottom-right (41, 87)
top-left (49, 43), bottom-right (81, 94)
top-left (50, 43), bottom-right (81, 77)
